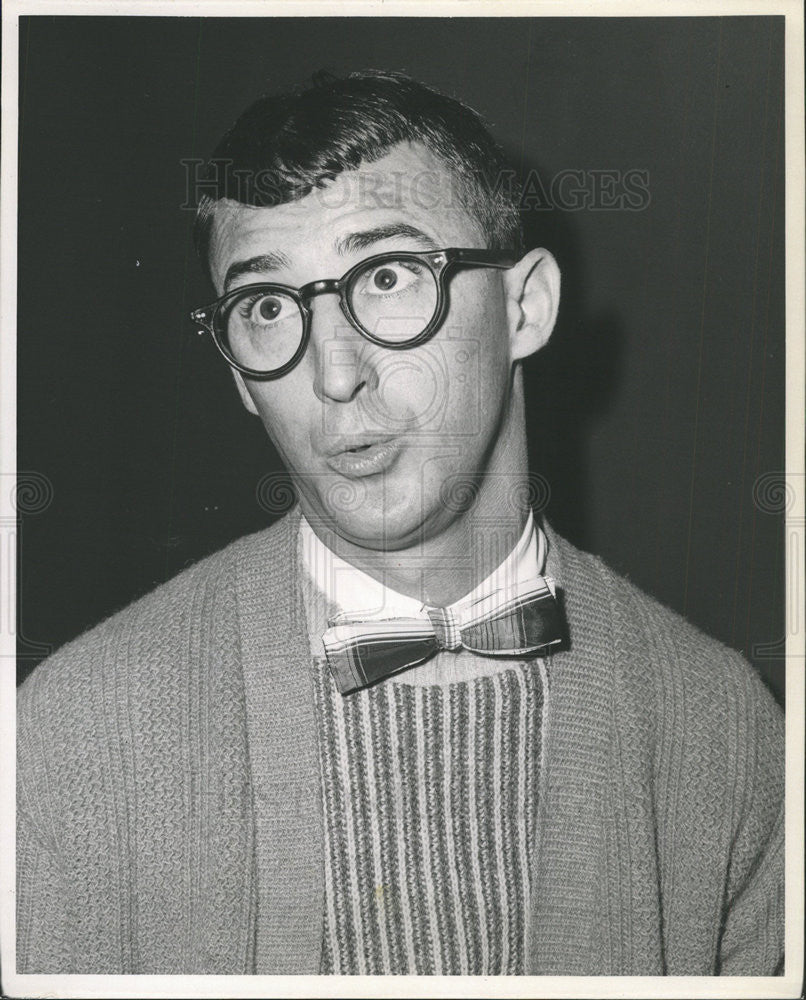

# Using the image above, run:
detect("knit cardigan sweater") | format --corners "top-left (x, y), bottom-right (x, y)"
top-left (16, 511), bottom-right (784, 976)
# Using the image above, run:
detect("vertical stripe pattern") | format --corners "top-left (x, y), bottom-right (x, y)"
top-left (312, 656), bottom-right (544, 974)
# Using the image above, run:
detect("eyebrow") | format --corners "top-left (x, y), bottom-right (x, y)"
top-left (222, 223), bottom-right (438, 290)
top-left (223, 250), bottom-right (292, 290)
top-left (335, 223), bottom-right (439, 255)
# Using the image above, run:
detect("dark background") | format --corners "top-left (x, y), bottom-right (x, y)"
top-left (17, 16), bottom-right (785, 702)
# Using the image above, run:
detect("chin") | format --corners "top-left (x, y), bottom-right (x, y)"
top-left (326, 507), bottom-right (416, 551)
top-left (312, 488), bottom-right (433, 551)
top-left (329, 493), bottom-right (460, 552)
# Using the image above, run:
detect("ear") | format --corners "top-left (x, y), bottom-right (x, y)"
top-left (503, 247), bottom-right (561, 362)
top-left (231, 369), bottom-right (260, 416)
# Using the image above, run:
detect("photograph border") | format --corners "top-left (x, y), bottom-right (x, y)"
top-left (1, 2), bottom-right (803, 998)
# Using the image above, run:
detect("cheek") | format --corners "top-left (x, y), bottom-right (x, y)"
top-left (368, 348), bottom-right (454, 431)
top-left (246, 380), bottom-right (314, 459)
top-left (371, 278), bottom-right (510, 435)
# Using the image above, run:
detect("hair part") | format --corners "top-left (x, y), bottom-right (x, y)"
top-left (192, 70), bottom-right (524, 279)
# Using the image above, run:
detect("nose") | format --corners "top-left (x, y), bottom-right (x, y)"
top-left (308, 293), bottom-right (378, 403)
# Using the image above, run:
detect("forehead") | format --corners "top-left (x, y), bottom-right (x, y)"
top-left (207, 142), bottom-right (484, 287)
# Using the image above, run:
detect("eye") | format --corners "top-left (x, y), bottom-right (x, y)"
top-left (257, 296), bottom-right (282, 321)
top-left (361, 260), bottom-right (423, 296)
top-left (237, 291), bottom-right (296, 326)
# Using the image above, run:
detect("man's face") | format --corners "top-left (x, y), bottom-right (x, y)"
top-left (208, 142), bottom-right (521, 550)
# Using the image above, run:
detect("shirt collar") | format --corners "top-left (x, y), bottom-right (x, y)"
top-left (300, 510), bottom-right (547, 618)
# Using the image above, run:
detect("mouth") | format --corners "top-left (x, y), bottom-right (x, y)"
top-left (324, 435), bottom-right (403, 478)
top-left (343, 441), bottom-right (384, 453)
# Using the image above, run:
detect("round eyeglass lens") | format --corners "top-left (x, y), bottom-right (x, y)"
top-left (348, 257), bottom-right (439, 343)
top-left (216, 288), bottom-right (304, 372)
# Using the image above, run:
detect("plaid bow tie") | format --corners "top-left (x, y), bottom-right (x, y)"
top-left (322, 576), bottom-right (563, 694)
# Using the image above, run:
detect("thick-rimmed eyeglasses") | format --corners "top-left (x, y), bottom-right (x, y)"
top-left (190, 247), bottom-right (517, 380)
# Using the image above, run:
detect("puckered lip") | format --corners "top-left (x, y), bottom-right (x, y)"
top-left (321, 433), bottom-right (398, 458)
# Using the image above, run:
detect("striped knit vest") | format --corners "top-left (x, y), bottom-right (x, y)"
top-left (315, 659), bottom-right (542, 975)
top-left (310, 622), bottom-right (545, 974)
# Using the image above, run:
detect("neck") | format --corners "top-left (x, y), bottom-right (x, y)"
top-left (384, 490), bottom-right (531, 606)
top-left (304, 378), bottom-right (533, 607)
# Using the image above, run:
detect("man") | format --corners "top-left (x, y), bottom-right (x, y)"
top-left (17, 70), bottom-right (783, 976)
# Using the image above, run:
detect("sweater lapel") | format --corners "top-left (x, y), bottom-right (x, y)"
top-left (527, 522), bottom-right (617, 974)
top-left (235, 509), bottom-right (325, 973)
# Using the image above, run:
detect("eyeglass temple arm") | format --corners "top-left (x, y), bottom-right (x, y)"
top-left (444, 248), bottom-right (519, 268)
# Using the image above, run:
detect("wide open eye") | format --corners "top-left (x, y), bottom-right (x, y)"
top-left (359, 260), bottom-right (424, 296)
top-left (237, 291), bottom-right (297, 326)
top-left (218, 287), bottom-right (304, 373)
top-left (349, 257), bottom-right (438, 343)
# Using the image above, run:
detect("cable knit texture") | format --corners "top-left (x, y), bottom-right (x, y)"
top-left (311, 655), bottom-right (544, 975)
top-left (17, 510), bottom-right (784, 975)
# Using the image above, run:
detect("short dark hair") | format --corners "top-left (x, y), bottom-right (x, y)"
top-left (193, 70), bottom-right (523, 276)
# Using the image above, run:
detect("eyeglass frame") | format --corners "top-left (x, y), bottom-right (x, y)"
top-left (190, 246), bottom-right (518, 380)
